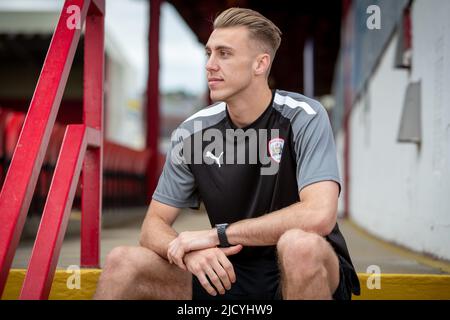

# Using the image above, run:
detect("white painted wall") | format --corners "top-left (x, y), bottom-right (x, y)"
top-left (338, 0), bottom-right (450, 260)
top-left (336, 131), bottom-right (346, 218)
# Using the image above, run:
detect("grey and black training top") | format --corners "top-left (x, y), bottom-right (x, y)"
top-left (153, 89), bottom-right (360, 295)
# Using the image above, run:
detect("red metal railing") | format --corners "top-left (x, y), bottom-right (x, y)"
top-left (0, 0), bottom-right (104, 299)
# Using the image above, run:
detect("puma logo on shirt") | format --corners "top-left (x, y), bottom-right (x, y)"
top-left (205, 151), bottom-right (223, 167)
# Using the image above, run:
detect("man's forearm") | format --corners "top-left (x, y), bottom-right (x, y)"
top-left (139, 216), bottom-right (178, 260)
top-left (226, 201), bottom-right (335, 246)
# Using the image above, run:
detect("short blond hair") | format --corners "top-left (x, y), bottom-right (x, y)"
top-left (213, 7), bottom-right (282, 62)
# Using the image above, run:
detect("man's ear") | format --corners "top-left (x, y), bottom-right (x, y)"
top-left (254, 53), bottom-right (271, 76)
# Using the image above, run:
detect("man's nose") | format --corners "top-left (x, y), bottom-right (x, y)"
top-left (206, 55), bottom-right (219, 72)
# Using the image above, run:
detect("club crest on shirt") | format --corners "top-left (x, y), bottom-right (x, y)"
top-left (268, 138), bottom-right (284, 163)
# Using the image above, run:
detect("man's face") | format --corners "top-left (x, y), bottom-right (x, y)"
top-left (205, 27), bottom-right (260, 102)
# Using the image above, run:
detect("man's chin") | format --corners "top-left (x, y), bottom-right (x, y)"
top-left (209, 91), bottom-right (225, 102)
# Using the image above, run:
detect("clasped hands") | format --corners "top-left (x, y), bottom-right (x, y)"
top-left (167, 229), bottom-right (242, 296)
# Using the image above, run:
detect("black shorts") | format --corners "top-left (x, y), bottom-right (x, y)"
top-left (192, 254), bottom-right (355, 300)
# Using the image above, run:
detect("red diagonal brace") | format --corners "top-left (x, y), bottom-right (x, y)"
top-left (19, 125), bottom-right (89, 300)
top-left (0, 0), bottom-right (91, 295)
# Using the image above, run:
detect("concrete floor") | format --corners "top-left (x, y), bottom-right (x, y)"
top-left (11, 207), bottom-right (450, 274)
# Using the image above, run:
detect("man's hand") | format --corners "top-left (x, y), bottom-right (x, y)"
top-left (184, 245), bottom-right (243, 296)
top-left (167, 229), bottom-right (219, 269)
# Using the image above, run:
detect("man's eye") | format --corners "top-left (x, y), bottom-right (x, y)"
top-left (220, 51), bottom-right (230, 57)
top-left (205, 51), bottom-right (211, 57)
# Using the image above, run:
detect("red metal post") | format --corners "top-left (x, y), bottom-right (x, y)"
top-left (146, 0), bottom-right (161, 200)
top-left (81, 0), bottom-right (104, 268)
top-left (19, 125), bottom-right (88, 300)
top-left (0, 0), bottom-right (90, 296)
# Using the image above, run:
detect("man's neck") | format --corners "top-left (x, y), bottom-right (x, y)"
top-left (225, 85), bottom-right (273, 128)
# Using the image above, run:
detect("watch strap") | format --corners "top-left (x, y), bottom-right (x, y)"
top-left (216, 223), bottom-right (231, 248)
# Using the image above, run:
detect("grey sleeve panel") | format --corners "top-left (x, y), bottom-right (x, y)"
top-left (290, 101), bottom-right (342, 194)
top-left (152, 134), bottom-right (199, 208)
top-left (152, 102), bottom-right (227, 208)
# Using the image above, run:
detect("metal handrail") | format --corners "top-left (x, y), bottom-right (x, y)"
top-left (0, 0), bottom-right (104, 299)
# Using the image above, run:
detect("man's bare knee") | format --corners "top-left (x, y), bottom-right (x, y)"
top-left (99, 246), bottom-right (153, 289)
top-left (104, 246), bottom-right (133, 270)
top-left (277, 229), bottom-right (339, 299)
top-left (277, 229), bottom-right (327, 274)
top-left (96, 246), bottom-right (191, 299)
top-left (103, 246), bottom-right (170, 282)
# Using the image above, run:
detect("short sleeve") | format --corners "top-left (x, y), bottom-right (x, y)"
top-left (152, 129), bottom-right (200, 208)
top-left (292, 105), bottom-right (341, 194)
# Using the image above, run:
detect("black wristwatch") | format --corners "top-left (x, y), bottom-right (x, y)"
top-left (215, 223), bottom-right (231, 248)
